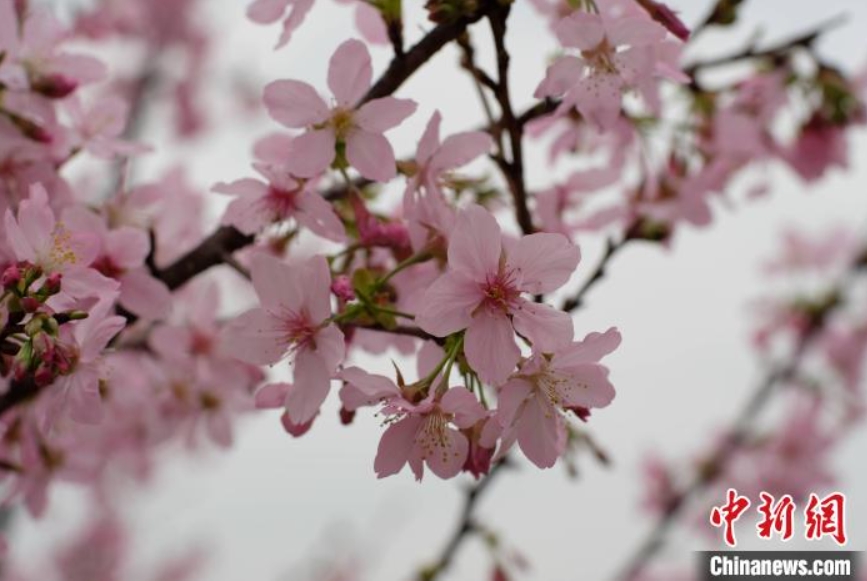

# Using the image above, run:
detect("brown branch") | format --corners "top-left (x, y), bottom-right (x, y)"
top-left (685, 14), bottom-right (846, 76)
top-left (420, 460), bottom-right (510, 581)
top-left (562, 236), bottom-right (629, 313)
top-left (0, 376), bottom-right (40, 419)
top-left (488, 4), bottom-right (534, 235)
top-left (360, 3), bottom-right (497, 105)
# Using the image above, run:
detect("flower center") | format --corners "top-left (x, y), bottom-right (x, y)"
top-left (481, 270), bottom-right (520, 314)
top-left (283, 311), bottom-right (317, 350)
top-left (417, 411), bottom-right (455, 462)
top-left (266, 186), bottom-right (299, 219)
top-left (47, 223), bottom-right (78, 269)
top-left (330, 108), bottom-right (356, 140)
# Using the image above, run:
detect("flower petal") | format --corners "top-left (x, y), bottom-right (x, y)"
top-left (507, 232), bottom-right (580, 294)
top-left (285, 348), bottom-right (331, 425)
top-left (345, 128), bottom-right (396, 182)
top-left (415, 272), bottom-right (480, 337)
top-left (263, 79), bottom-right (330, 128)
top-left (328, 39), bottom-right (372, 106)
top-left (447, 204), bottom-right (502, 282)
top-left (464, 309), bottom-right (520, 385)
top-left (512, 300), bottom-right (574, 353)
top-left (285, 128), bottom-right (337, 178)
top-left (355, 97), bottom-right (417, 133)
top-left (375, 416), bottom-right (421, 478)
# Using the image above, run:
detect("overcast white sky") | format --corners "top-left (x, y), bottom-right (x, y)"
top-left (11, 1), bottom-right (867, 580)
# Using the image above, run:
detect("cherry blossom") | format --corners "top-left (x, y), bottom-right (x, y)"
top-left (222, 253), bottom-right (344, 426)
top-left (496, 328), bottom-right (620, 468)
top-left (417, 204), bottom-right (580, 384)
top-left (263, 39), bottom-right (417, 181)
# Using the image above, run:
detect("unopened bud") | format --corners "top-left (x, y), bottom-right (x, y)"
top-left (330, 275), bottom-right (355, 302)
top-left (41, 272), bottom-right (62, 295)
top-left (30, 73), bottom-right (78, 99)
top-left (1, 265), bottom-right (21, 290)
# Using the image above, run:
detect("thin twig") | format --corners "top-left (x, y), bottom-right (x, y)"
top-left (488, 4), bottom-right (534, 235)
top-left (421, 460), bottom-right (510, 581)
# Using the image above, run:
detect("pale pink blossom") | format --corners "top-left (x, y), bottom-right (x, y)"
top-left (263, 39), bottom-right (417, 182)
top-left (246, 0), bottom-right (314, 49)
top-left (535, 10), bottom-right (685, 131)
top-left (496, 328), bottom-right (619, 468)
top-left (4, 185), bottom-right (119, 305)
top-left (223, 253), bottom-right (344, 425)
top-left (214, 161), bottom-right (345, 241)
top-left (417, 205), bottom-right (580, 385)
top-left (50, 301), bottom-right (126, 424)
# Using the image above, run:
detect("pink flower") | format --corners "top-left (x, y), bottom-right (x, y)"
top-left (63, 95), bottom-right (150, 159)
top-left (405, 111), bottom-right (493, 197)
top-left (214, 161), bottom-right (346, 241)
top-left (495, 328), bottom-right (620, 468)
top-left (339, 366), bottom-right (487, 480)
top-left (404, 112), bottom-right (492, 252)
top-left (263, 39), bottom-right (417, 182)
top-left (51, 301), bottom-right (127, 424)
top-left (62, 206), bottom-right (171, 320)
top-left (416, 205), bottom-right (580, 385)
top-left (246, 0), bottom-right (314, 49)
top-left (534, 10), bottom-right (684, 131)
top-left (4, 185), bottom-right (119, 305)
top-left (223, 253), bottom-right (345, 426)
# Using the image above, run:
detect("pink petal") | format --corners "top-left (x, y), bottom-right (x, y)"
top-left (296, 189), bottom-right (347, 242)
top-left (107, 226), bottom-right (149, 269)
top-left (415, 272), bottom-right (479, 337)
top-left (534, 56), bottom-right (585, 99)
top-left (338, 367), bottom-right (400, 411)
top-left (555, 327), bottom-right (622, 366)
top-left (328, 39), bottom-right (372, 106)
top-left (440, 387), bottom-right (486, 428)
top-left (300, 255), bottom-right (334, 323)
top-left (345, 128), bottom-right (396, 182)
top-left (417, 340), bottom-right (445, 378)
top-left (375, 415), bottom-right (421, 478)
top-left (355, 97), bottom-right (417, 133)
top-left (430, 131), bottom-right (493, 171)
top-left (417, 111), bottom-right (442, 164)
top-left (354, 2), bottom-right (389, 44)
top-left (65, 368), bottom-right (104, 425)
top-left (285, 348), bottom-right (331, 424)
top-left (275, 0), bottom-right (314, 49)
top-left (250, 253), bottom-right (304, 313)
top-left (206, 412), bottom-right (233, 447)
top-left (465, 309), bottom-right (520, 385)
top-left (285, 128), bottom-right (336, 178)
top-left (507, 232), bottom-right (580, 294)
top-left (606, 15), bottom-right (666, 47)
top-left (557, 365), bottom-right (615, 409)
top-left (423, 426), bottom-right (469, 479)
top-left (496, 377), bottom-right (533, 430)
top-left (247, 0), bottom-right (290, 24)
top-left (311, 323), bottom-right (345, 373)
top-left (222, 308), bottom-right (287, 365)
top-left (553, 12), bottom-right (605, 50)
top-left (447, 204), bottom-right (502, 282)
top-left (255, 382), bottom-right (290, 409)
top-left (263, 80), bottom-right (330, 128)
top-left (280, 410), bottom-right (316, 437)
top-left (566, 72), bottom-right (624, 131)
top-left (511, 300), bottom-right (573, 353)
top-left (516, 394), bottom-right (565, 469)
top-left (118, 269), bottom-right (172, 321)
top-left (217, 182), bottom-right (271, 235)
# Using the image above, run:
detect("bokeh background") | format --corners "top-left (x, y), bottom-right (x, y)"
top-left (10, 1), bottom-right (867, 579)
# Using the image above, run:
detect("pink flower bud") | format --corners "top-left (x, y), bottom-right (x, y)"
top-left (20, 297), bottom-right (41, 313)
top-left (30, 73), bottom-right (79, 99)
top-left (1, 265), bottom-right (21, 290)
top-left (42, 273), bottom-right (62, 295)
top-left (330, 275), bottom-right (355, 302)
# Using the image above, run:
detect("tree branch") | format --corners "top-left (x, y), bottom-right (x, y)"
top-left (488, 4), bottom-right (534, 235)
top-left (421, 460), bottom-right (509, 581)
